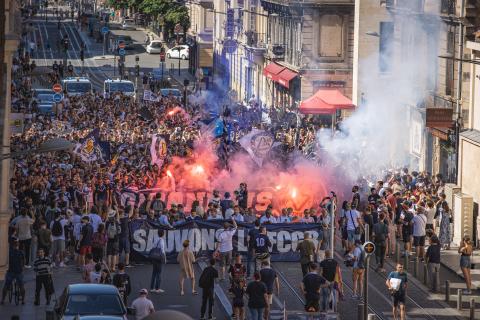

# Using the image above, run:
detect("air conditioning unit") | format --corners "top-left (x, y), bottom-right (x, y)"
top-left (444, 183), bottom-right (461, 207)
top-left (453, 193), bottom-right (474, 246)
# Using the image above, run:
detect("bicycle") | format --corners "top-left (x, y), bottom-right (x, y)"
top-left (7, 278), bottom-right (21, 305)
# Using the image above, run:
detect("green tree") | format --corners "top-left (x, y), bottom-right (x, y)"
top-left (164, 5), bottom-right (190, 30)
top-left (140, 0), bottom-right (171, 16)
top-left (106, 0), bottom-right (130, 10)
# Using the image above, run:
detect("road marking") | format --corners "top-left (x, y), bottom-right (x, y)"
top-left (41, 22), bottom-right (54, 60)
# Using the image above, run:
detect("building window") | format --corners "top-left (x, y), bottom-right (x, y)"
top-left (318, 15), bottom-right (344, 60)
top-left (379, 21), bottom-right (394, 73)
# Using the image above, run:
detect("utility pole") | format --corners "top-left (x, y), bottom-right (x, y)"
top-left (454, 0), bottom-right (465, 184)
top-left (135, 55), bottom-right (140, 102)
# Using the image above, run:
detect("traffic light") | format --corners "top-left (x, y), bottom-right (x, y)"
top-left (135, 65), bottom-right (140, 76)
top-left (63, 38), bottom-right (69, 51)
top-left (80, 49), bottom-right (84, 61)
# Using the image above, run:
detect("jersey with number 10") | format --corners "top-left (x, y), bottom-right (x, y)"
top-left (254, 234), bottom-right (271, 253)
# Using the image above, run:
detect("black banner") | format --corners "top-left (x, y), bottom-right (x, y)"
top-left (130, 219), bottom-right (324, 263)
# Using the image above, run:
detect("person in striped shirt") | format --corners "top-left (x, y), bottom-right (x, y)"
top-left (33, 248), bottom-right (53, 305)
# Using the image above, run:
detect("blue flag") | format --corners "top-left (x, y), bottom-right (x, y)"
top-left (74, 129), bottom-right (110, 162)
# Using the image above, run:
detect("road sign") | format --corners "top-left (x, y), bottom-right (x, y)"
top-left (101, 26), bottom-right (109, 35)
top-left (118, 41), bottom-right (126, 49)
top-left (52, 83), bottom-right (62, 93)
top-left (363, 241), bottom-right (375, 255)
top-left (118, 48), bottom-right (126, 56)
top-left (53, 93), bottom-right (63, 102)
top-left (223, 39), bottom-right (237, 54)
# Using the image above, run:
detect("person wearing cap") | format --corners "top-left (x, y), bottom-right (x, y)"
top-left (352, 239), bottom-right (365, 299)
top-left (106, 209), bottom-right (121, 271)
top-left (131, 288), bottom-right (155, 320)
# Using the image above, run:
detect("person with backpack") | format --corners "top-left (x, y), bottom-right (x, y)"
top-left (50, 211), bottom-right (69, 267)
top-left (372, 212), bottom-right (389, 272)
top-left (91, 223), bottom-right (107, 262)
top-left (228, 254), bottom-right (246, 292)
top-left (199, 258), bottom-right (218, 320)
top-left (106, 210), bottom-right (121, 271)
top-left (296, 231), bottom-right (316, 277)
top-left (352, 239), bottom-right (365, 299)
top-left (149, 229), bottom-right (166, 293)
top-left (113, 262), bottom-right (132, 305)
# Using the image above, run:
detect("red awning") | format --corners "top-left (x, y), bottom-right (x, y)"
top-left (299, 89), bottom-right (355, 115)
top-left (263, 62), bottom-right (285, 81)
top-left (277, 68), bottom-right (298, 89)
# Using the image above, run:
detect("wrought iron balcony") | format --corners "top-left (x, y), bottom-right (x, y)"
top-left (244, 31), bottom-right (267, 51)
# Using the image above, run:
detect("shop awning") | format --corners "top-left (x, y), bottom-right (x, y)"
top-left (299, 89), bottom-right (355, 115)
top-left (277, 68), bottom-right (298, 89)
top-left (263, 62), bottom-right (285, 81)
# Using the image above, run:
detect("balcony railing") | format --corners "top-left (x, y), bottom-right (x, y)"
top-left (245, 31), bottom-right (266, 50)
top-left (262, 0), bottom-right (353, 5)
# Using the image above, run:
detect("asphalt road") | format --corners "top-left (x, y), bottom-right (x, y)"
top-left (30, 13), bottom-right (189, 91)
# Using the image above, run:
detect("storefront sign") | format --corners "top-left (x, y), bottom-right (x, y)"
top-left (429, 127), bottom-right (449, 141)
top-left (426, 108), bottom-right (454, 128)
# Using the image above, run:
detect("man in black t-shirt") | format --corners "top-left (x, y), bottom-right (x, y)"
top-left (77, 216), bottom-right (93, 267)
top-left (319, 250), bottom-right (339, 311)
top-left (247, 220), bottom-right (260, 277)
top-left (199, 258), bottom-right (218, 320)
top-left (259, 261), bottom-right (279, 319)
top-left (300, 263), bottom-right (327, 312)
top-left (246, 272), bottom-right (267, 319)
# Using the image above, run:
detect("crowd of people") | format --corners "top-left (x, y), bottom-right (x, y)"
top-left (3, 10), bottom-right (478, 320)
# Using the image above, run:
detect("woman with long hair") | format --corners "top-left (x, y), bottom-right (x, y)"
top-left (458, 235), bottom-right (473, 294)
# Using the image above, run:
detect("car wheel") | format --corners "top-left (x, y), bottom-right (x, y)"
top-left (167, 53), bottom-right (171, 58)
top-left (181, 54), bottom-right (187, 60)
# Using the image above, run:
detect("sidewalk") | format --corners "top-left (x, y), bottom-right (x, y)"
top-left (440, 248), bottom-right (480, 290)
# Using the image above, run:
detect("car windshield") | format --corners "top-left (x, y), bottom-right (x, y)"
top-left (37, 94), bottom-right (54, 102)
top-left (118, 36), bottom-right (132, 42)
top-left (64, 294), bottom-right (125, 315)
top-left (108, 82), bottom-right (135, 92)
top-left (66, 82), bottom-right (91, 93)
top-left (151, 42), bottom-right (162, 48)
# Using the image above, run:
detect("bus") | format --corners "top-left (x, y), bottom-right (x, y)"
top-left (62, 77), bottom-right (93, 96)
top-left (103, 79), bottom-right (136, 99)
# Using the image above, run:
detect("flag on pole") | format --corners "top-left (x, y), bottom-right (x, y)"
top-left (238, 128), bottom-right (275, 167)
top-left (74, 129), bottom-right (110, 162)
top-left (150, 134), bottom-right (168, 167)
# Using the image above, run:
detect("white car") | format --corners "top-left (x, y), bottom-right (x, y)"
top-left (146, 40), bottom-right (164, 54)
top-left (166, 45), bottom-right (189, 60)
top-left (121, 19), bottom-right (135, 30)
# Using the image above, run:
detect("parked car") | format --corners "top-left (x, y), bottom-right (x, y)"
top-left (121, 19), bottom-right (135, 30)
top-left (166, 45), bottom-right (189, 60)
top-left (50, 284), bottom-right (133, 320)
top-left (146, 40), bottom-right (164, 54)
top-left (33, 88), bottom-right (55, 114)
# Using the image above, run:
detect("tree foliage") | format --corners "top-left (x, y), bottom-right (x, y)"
top-left (106, 0), bottom-right (131, 10)
top-left (164, 4), bottom-right (190, 30)
top-left (139, 0), bottom-right (171, 16)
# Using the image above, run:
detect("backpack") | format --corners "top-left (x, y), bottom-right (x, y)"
top-left (231, 264), bottom-right (246, 283)
top-left (107, 222), bottom-right (120, 239)
top-left (52, 220), bottom-right (63, 237)
top-left (356, 248), bottom-right (366, 269)
top-left (92, 232), bottom-right (106, 248)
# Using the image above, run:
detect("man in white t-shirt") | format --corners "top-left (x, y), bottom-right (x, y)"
top-left (412, 207), bottom-right (427, 260)
top-left (345, 202), bottom-right (361, 246)
top-left (216, 218), bottom-right (237, 280)
top-left (131, 288), bottom-right (155, 320)
top-left (88, 208), bottom-right (102, 232)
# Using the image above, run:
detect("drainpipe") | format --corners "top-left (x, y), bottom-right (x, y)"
top-left (454, 0), bottom-right (465, 184)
